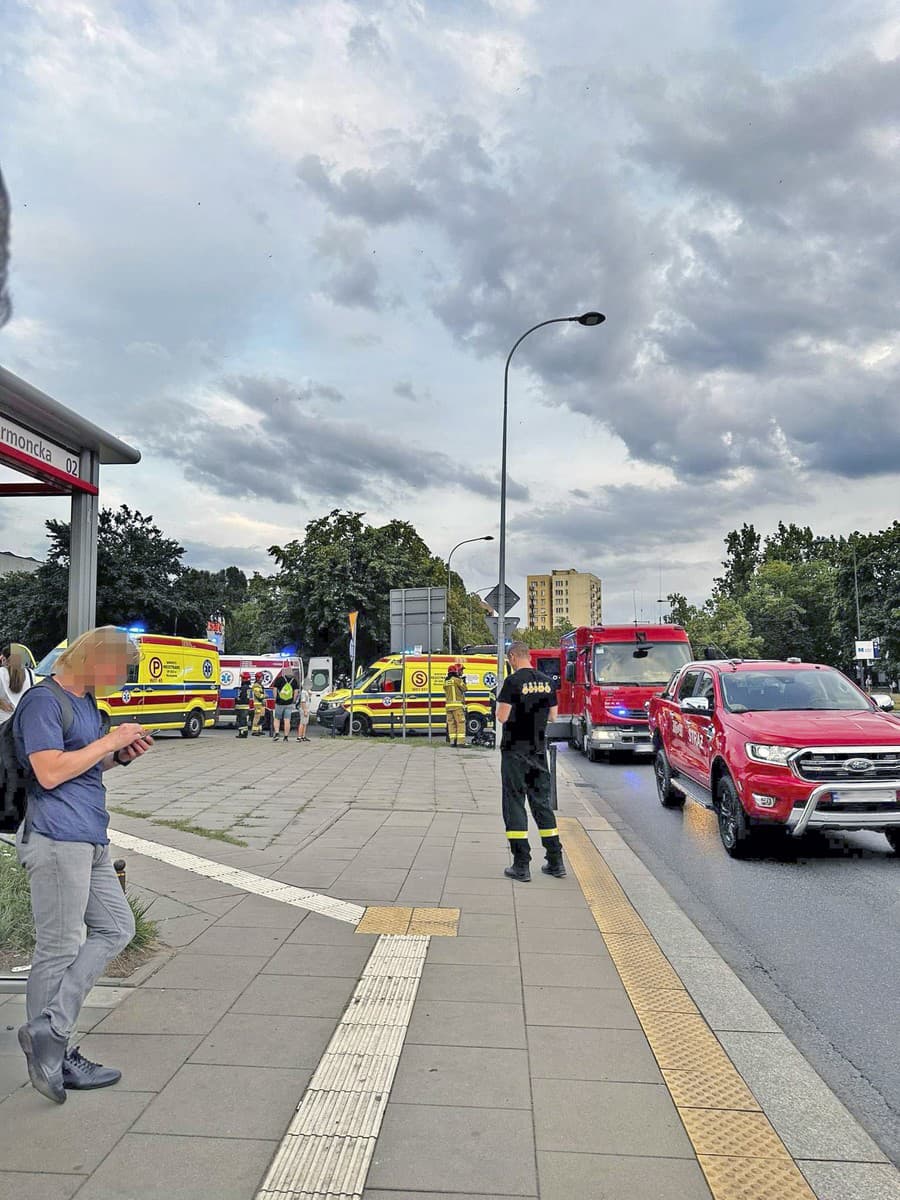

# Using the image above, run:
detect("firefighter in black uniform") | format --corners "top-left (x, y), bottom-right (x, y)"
top-left (495, 640), bottom-right (565, 882)
top-left (234, 671), bottom-right (252, 738)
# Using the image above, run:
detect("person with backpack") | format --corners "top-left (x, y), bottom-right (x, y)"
top-left (0, 644), bottom-right (34, 726)
top-left (234, 671), bottom-right (252, 738)
top-left (12, 626), bottom-right (154, 1104)
top-left (271, 667), bottom-right (298, 743)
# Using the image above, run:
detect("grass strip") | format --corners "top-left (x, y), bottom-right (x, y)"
top-left (0, 842), bottom-right (158, 963)
top-left (107, 807), bottom-right (248, 847)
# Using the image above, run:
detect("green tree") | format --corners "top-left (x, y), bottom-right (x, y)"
top-left (0, 570), bottom-right (46, 653)
top-left (0, 506), bottom-right (187, 654)
top-left (516, 622), bottom-right (575, 649)
top-left (173, 566), bottom-right (249, 637)
top-left (667, 593), bottom-right (762, 659)
top-left (269, 510), bottom-right (453, 668)
top-left (713, 523), bottom-right (761, 600)
top-left (833, 525), bottom-right (900, 671)
top-left (741, 560), bottom-right (841, 664)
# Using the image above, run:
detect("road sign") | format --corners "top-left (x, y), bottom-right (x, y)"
top-left (486, 616), bottom-right (519, 641)
top-left (484, 584), bottom-right (520, 615)
top-left (855, 639), bottom-right (877, 660)
top-left (389, 587), bottom-right (446, 656)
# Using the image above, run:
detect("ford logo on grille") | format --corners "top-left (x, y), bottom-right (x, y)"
top-left (845, 757), bottom-right (874, 773)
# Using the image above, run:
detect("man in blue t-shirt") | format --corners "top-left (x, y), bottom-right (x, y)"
top-left (13, 629), bottom-right (153, 1104)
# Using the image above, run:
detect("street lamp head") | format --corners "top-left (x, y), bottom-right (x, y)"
top-left (575, 311), bottom-right (606, 326)
top-left (482, 535), bottom-right (495, 542)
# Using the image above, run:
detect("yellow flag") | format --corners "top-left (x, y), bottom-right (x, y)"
top-left (348, 611), bottom-right (358, 637)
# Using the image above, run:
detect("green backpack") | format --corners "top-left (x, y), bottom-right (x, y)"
top-left (278, 679), bottom-right (294, 703)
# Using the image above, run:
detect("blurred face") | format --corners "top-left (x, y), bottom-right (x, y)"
top-left (61, 631), bottom-right (138, 693)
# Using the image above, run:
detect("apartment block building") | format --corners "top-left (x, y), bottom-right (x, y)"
top-left (526, 568), bottom-right (602, 629)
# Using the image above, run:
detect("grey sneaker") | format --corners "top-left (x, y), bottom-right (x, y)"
top-left (63, 1045), bottom-right (122, 1090)
top-left (18, 1016), bottom-right (67, 1104)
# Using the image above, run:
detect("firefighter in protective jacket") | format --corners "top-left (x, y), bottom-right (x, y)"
top-left (443, 663), bottom-right (467, 747)
top-left (250, 672), bottom-right (267, 736)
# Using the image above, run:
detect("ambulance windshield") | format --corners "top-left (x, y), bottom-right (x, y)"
top-left (34, 646), bottom-right (64, 677)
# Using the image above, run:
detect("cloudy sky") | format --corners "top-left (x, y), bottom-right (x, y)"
top-left (1, 0), bottom-right (898, 624)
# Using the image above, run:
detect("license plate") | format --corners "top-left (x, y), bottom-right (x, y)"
top-left (829, 789), bottom-right (898, 804)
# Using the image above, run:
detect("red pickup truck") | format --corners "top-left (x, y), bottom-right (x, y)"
top-left (649, 658), bottom-right (900, 858)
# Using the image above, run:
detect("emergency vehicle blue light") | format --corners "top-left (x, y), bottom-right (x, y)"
top-left (614, 707), bottom-right (628, 716)
top-left (280, 645), bottom-right (298, 656)
top-left (128, 623), bottom-right (146, 634)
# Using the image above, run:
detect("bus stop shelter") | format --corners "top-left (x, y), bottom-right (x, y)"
top-left (0, 365), bottom-right (141, 640)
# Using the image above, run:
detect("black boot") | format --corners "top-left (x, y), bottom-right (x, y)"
top-left (541, 853), bottom-right (567, 878)
top-left (504, 842), bottom-right (531, 882)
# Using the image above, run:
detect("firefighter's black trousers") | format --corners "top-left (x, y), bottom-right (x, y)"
top-left (501, 750), bottom-right (561, 861)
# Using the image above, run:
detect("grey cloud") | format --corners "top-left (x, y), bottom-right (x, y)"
top-left (180, 540), bottom-right (272, 574)
top-left (297, 54), bottom-right (900, 489)
top-left (145, 375), bottom-right (527, 506)
top-left (299, 155), bottom-right (433, 226)
top-left (393, 379), bottom-right (431, 404)
top-left (347, 19), bottom-right (389, 62)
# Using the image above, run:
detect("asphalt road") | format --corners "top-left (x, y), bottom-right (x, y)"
top-left (562, 744), bottom-right (900, 1167)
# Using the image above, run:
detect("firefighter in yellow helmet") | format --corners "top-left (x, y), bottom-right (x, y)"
top-left (443, 662), bottom-right (467, 747)
top-left (250, 672), bottom-right (267, 736)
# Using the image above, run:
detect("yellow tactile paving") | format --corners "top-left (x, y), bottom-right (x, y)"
top-left (663, 1069), bottom-right (761, 1112)
top-left (679, 1108), bottom-right (791, 1160)
top-left (698, 1156), bottom-right (816, 1200)
top-left (408, 907), bottom-right (460, 937)
top-left (355, 906), bottom-right (413, 934)
top-left (355, 906), bottom-right (460, 937)
top-left (558, 815), bottom-right (816, 1200)
top-left (628, 987), bottom-right (699, 1015)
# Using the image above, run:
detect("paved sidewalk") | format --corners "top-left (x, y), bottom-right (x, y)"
top-left (0, 734), bottom-right (897, 1200)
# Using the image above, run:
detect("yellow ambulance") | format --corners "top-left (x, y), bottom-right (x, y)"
top-left (316, 653), bottom-right (500, 737)
top-left (35, 632), bottom-right (220, 738)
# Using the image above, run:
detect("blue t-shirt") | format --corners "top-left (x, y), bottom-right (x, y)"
top-left (14, 685), bottom-right (109, 844)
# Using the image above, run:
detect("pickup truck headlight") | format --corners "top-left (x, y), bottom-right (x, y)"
top-left (746, 743), bottom-right (797, 766)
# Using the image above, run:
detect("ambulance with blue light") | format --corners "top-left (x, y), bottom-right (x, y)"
top-left (217, 654), bottom-right (333, 726)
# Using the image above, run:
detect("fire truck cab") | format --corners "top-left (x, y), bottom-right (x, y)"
top-left (558, 624), bottom-right (693, 760)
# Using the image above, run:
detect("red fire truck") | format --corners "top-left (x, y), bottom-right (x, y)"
top-left (555, 624), bottom-right (693, 759)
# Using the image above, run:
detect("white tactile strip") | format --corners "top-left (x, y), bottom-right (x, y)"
top-left (108, 828), bottom-right (364, 925)
top-left (255, 933), bottom-right (430, 1200)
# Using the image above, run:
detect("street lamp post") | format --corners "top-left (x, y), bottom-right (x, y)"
top-left (496, 312), bottom-right (606, 696)
top-left (447, 535), bottom-right (494, 655)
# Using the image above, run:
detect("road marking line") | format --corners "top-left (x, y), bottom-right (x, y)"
top-left (559, 815), bottom-right (817, 1200)
top-left (108, 828), bottom-right (364, 925)
top-left (255, 933), bottom-right (429, 1200)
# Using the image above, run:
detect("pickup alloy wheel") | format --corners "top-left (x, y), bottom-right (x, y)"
top-left (654, 747), bottom-right (684, 808)
top-left (716, 775), bottom-right (754, 858)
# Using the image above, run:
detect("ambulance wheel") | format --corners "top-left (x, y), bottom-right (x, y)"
top-left (466, 713), bottom-right (485, 738)
top-left (350, 714), bottom-right (370, 737)
top-left (181, 709), bottom-right (204, 739)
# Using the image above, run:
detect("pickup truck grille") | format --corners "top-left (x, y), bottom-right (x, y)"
top-left (793, 748), bottom-right (900, 782)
